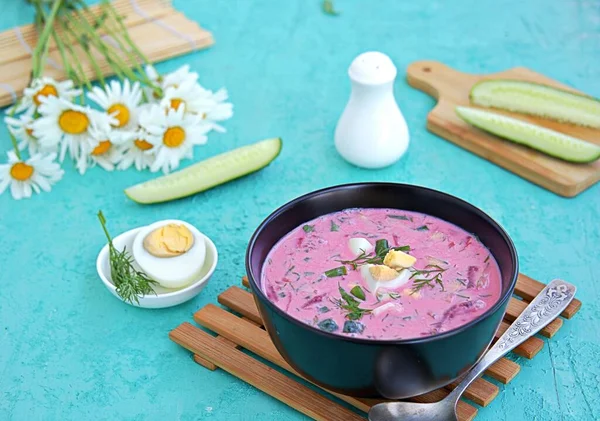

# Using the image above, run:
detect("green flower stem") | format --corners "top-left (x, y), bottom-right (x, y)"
top-left (100, 0), bottom-right (150, 64)
top-left (57, 18), bottom-right (92, 91)
top-left (32, 0), bottom-right (64, 79)
top-left (62, 10), bottom-right (143, 86)
top-left (61, 15), bottom-right (106, 86)
top-left (74, 0), bottom-right (161, 95)
top-left (72, 6), bottom-right (146, 85)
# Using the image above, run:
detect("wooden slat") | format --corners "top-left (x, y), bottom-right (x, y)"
top-left (170, 323), bottom-right (365, 421)
top-left (447, 378), bottom-right (498, 407)
top-left (194, 304), bottom-right (478, 421)
top-left (484, 358), bottom-right (520, 384)
top-left (193, 316), bottom-right (259, 371)
top-left (507, 298), bottom-right (563, 338)
top-left (515, 274), bottom-right (581, 319)
top-left (218, 286), bottom-right (263, 324)
top-left (495, 321), bottom-right (543, 359)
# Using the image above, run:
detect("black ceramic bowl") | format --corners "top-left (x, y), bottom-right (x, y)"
top-left (245, 183), bottom-right (518, 399)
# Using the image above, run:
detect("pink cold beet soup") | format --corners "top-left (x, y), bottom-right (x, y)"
top-left (261, 208), bottom-right (502, 340)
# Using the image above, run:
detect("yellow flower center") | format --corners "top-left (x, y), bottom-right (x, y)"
top-left (25, 127), bottom-right (34, 137)
top-left (10, 162), bottom-right (34, 181)
top-left (170, 98), bottom-right (185, 111)
top-left (163, 126), bottom-right (186, 148)
top-left (107, 103), bottom-right (130, 128)
top-left (33, 84), bottom-right (58, 106)
top-left (134, 139), bottom-right (153, 151)
top-left (58, 110), bottom-right (89, 135)
top-left (92, 140), bottom-right (112, 156)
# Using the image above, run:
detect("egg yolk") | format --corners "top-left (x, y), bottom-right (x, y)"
top-left (143, 223), bottom-right (194, 258)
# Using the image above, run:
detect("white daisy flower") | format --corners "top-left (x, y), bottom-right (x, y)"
top-left (4, 110), bottom-right (50, 155)
top-left (87, 80), bottom-right (142, 135)
top-left (159, 79), bottom-right (214, 115)
top-left (117, 127), bottom-right (156, 171)
top-left (144, 64), bottom-right (199, 101)
top-left (0, 150), bottom-right (64, 200)
top-left (13, 77), bottom-right (81, 114)
top-left (33, 96), bottom-right (115, 163)
top-left (140, 105), bottom-right (210, 174)
top-left (202, 88), bottom-right (234, 133)
top-left (76, 126), bottom-right (128, 175)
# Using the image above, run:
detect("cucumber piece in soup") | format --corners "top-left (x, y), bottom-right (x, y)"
top-left (470, 79), bottom-right (600, 128)
top-left (456, 106), bottom-right (600, 163)
top-left (125, 137), bottom-right (282, 204)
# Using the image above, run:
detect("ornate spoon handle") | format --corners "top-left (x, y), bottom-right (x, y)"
top-left (447, 279), bottom-right (576, 401)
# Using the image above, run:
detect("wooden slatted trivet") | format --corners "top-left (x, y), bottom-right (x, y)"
top-left (170, 274), bottom-right (581, 421)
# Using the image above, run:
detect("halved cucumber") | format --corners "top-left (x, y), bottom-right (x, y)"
top-left (125, 137), bottom-right (282, 204)
top-left (470, 79), bottom-right (600, 128)
top-left (456, 106), bottom-right (600, 163)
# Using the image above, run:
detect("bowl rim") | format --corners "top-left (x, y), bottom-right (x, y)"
top-left (96, 226), bottom-right (219, 301)
top-left (245, 182), bottom-right (519, 345)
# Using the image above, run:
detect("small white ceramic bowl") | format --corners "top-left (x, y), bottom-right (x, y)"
top-left (96, 225), bottom-right (218, 308)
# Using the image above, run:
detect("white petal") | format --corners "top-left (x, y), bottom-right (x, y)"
top-left (10, 181), bottom-right (23, 200)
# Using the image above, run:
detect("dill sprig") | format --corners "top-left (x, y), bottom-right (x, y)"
top-left (332, 285), bottom-right (371, 320)
top-left (410, 265), bottom-right (447, 294)
top-left (97, 211), bottom-right (158, 305)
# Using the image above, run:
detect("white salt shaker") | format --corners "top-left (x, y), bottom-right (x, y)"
top-left (334, 51), bottom-right (409, 169)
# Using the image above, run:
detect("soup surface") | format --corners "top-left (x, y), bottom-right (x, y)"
top-left (261, 208), bottom-right (502, 340)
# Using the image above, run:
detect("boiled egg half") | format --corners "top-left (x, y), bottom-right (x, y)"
top-left (132, 219), bottom-right (206, 289)
top-left (348, 237), bottom-right (374, 257)
top-left (360, 264), bottom-right (411, 294)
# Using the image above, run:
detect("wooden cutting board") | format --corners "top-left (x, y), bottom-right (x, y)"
top-left (406, 60), bottom-right (600, 197)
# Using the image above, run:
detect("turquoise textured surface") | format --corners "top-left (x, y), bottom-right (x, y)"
top-left (1, 1), bottom-right (599, 420)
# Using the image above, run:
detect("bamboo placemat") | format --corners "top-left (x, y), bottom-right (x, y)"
top-left (170, 275), bottom-right (581, 421)
top-left (0, 0), bottom-right (214, 107)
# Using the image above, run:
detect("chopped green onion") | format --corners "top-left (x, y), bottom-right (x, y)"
top-left (303, 225), bottom-right (314, 233)
top-left (387, 215), bottom-right (409, 220)
top-left (350, 285), bottom-right (366, 301)
top-left (330, 221), bottom-right (340, 232)
top-left (325, 266), bottom-right (347, 278)
top-left (416, 225), bottom-right (429, 231)
top-left (375, 239), bottom-right (389, 256)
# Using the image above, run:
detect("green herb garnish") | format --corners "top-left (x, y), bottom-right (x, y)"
top-left (410, 265), bottom-right (447, 294)
top-left (416, 225), bottom-right (430, 231)
top-left (322, 0), bottom-right (340, 15)
top-left (393, 245), bottom-right (411, 252)
top-left (330, 221), bottom-right (340, 232)
top-left (334, 285), bottom-right (371, 320)
top-left (387, 215), bottom-right (410, 221)
top-left (303, 224), bottom-right (314, 233)
top-left (350, 285), bottom-right (366, 301)
top-left (97, 211), bottom-right (158, 305)
top-left (324, 266), bottom-right (347, 278)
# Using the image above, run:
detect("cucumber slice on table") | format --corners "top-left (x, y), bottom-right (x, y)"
top-left (470, 79), bottom-right (600, 128)
top-left (456, 106), bottom-right (600, 163)
top-left (125, 137), bottom-right (282, 204)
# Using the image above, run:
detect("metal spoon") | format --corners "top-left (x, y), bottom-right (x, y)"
top-left (369, 279), bottom-right (576, 421)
